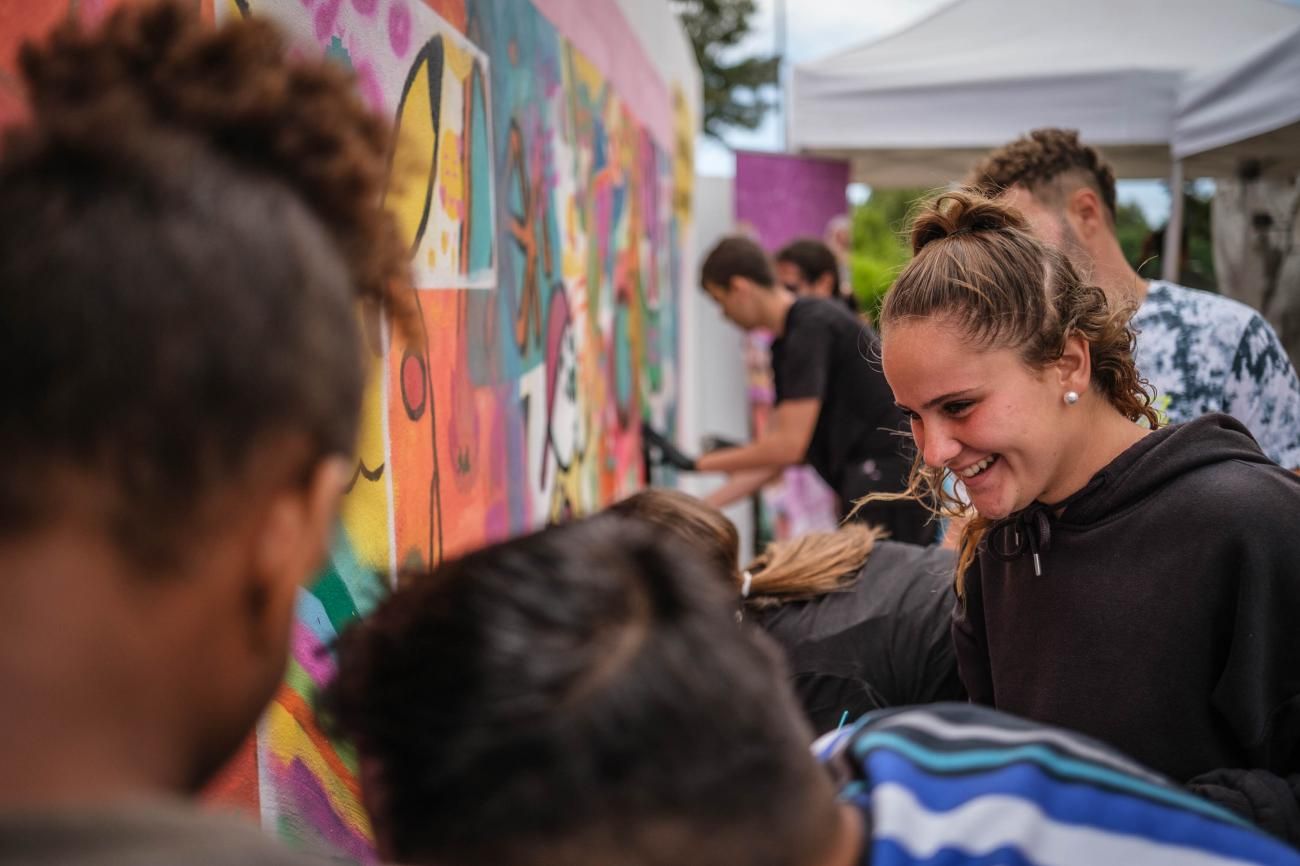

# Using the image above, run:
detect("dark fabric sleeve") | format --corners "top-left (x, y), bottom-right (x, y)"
top-left (1210, 482), bottom-right (1300, 777)
top-left (1186, 768), bottom-right (1300, 846)
top-left (1200, 472), bottom-right (1300, 843)
top-left (951, 555), bottom-right (994, 706)
top-left (774, 312), bottom-right (830, 403)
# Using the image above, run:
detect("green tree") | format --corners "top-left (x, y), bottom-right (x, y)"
top-left (1131, 188), bottom-right (1217, 292)
top-left (847, 187), bottom-right (930, 321)
top-left (1115, 201), bottom-right (1151, 272)
top-left (673, 0), bottom-right (780, 139)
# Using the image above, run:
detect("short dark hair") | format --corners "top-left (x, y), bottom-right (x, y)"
top-left (0, 2), bottom-right (407, 567)
top-left (700, 235), bottom-right (775, 291)
top-left (967, 128), bottom-right (1118, 222)
top-left (324, 516), bottom-right (839, 866)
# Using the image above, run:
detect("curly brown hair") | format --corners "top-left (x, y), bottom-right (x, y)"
top-left (19, 0), bottom-right (410, 319)
top-left (966, 128), bottom-right (1118, 223)
top-left (874, 191), bottom-right (1157, 594)
top-left (0, 1), bottom-right (410, 567)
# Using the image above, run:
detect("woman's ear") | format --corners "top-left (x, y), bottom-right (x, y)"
top-left (1056, 332), bottom-right (1092, 396)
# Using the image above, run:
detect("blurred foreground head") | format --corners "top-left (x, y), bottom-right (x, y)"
top-left (325, 516), bottom-right (846, 866)
top-left (0, 0), bottom-right (406, 797)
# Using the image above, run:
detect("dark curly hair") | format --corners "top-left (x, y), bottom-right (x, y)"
top-left (875, 191), bottom-right (1157, 593)
top-left (0, 1), bottom-right (409, 566)
top-left (322, 516), bottom-right (841, 866)
top-left (966, 128), bottom-right (1118, 223)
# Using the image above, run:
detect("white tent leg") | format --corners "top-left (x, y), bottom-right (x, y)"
top-left (1162, 159), bottom-right (1185, 283)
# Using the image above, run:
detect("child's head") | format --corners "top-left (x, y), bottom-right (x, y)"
top-left (324, 516), bottom-right (845, 866)
top-left (0, 1), bottom-right (405, 791)
top-left (877, 191), bottom-right (1155, 586)
top-left (609, 488), bottom-right (740, 583)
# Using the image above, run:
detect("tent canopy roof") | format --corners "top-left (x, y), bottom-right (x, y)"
top-left (790, 0), bottom-right (1300, 186)
top-left (1173, 23), bottom-right (1300, 179)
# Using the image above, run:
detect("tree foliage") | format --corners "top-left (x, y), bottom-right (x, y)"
top-left (673, 0), bottom-right (780, 139)
top-left (847, 188), bottom-right (929, 322)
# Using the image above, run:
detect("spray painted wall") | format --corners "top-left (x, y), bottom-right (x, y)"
top-left (0, 0), bottom-right (696, 856)
top-left (202, 0), bottom-right (698, 859)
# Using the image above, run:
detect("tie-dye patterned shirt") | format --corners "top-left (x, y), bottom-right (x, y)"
top-left (818, 703), bottom-right (1300, 866)
top-left (1132, 281), bottom-right (1300, 468)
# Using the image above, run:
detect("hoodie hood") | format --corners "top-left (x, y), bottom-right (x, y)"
top-left (985, 414), bottom-right (1270, 575)
top-left (1059, 413), bottom-right (1271, 524)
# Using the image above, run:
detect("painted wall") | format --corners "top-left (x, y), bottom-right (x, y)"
top-left (204, 0), bottom-right (698, 859)
top-left (0, 0), bottom-right (697, 856)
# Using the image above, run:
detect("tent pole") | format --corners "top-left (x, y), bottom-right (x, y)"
top-left (776, 0), bottom-right (787, 151)
top-left (1161, 159), bottom-right (1185, 283)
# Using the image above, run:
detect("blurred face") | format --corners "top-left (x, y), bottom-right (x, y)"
top-left (776, 260), bottom-right (832, 298)
top-left (882, 317), bottom-right (1073, 519)
top-left (704, 279), bottom-right (761, 330)
top-left (775, 260), bottom-right (808, 294)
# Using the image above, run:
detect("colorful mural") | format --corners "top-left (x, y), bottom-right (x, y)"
top-left (209, 0), bottom-right (689, 859)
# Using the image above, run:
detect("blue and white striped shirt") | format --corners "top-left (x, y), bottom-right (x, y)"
top-left (817, 704), bottom-right (1300, 865)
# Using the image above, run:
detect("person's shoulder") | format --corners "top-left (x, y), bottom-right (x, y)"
top-left (833, 704), bottom-right (1300, 866)
top-left (867, 541), bottom-right (955, 587)
top-left (795, 295), bottom-right (866, 326)
top-left (1139, 281), bottom-right (1260, 335)
top-left (1152, 424), bottom-right (1300, 525)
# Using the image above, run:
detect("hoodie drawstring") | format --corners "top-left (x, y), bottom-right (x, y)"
top-left (989, 504), bottom-right (1054, 576)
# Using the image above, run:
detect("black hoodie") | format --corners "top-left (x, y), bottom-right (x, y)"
top-left (953, 414), bottom-right (1300, 840)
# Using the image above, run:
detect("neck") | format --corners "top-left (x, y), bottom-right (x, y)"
top-left (1088, 240), bottom-right (1148, 309)
top-left (0, 532), bottom-right (194, 810)
top-left (760, 287), bottom-right (799, 335)
top-left (1041, 400), bottom-right (1149, 508)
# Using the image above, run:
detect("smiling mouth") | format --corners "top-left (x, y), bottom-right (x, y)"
top-left (957, 454), bottom-right (999, 479)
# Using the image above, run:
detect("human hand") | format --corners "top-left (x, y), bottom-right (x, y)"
top-left (641, 422), bottom-right (697, 471)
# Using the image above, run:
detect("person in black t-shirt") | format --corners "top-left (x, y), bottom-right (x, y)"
top-left (646, 235), bottom-right (931, 544)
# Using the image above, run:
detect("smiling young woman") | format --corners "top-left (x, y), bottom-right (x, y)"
top-left (872, 190), bottom-right (1300, 843)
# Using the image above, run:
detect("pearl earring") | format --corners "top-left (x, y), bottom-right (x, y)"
top-left (1064, 391), bottom-right (1080, 405)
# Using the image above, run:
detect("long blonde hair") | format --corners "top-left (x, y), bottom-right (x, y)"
top-left (743, 523), bottom-right (883, 610)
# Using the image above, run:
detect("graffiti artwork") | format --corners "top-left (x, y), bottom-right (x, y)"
top-left (208, 0), bottom-right (689, 859)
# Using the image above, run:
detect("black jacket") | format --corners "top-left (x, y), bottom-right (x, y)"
top-left (954, 414), bottom-right (1300, 842)
top-left (751, 541), bottom-right (964, 735)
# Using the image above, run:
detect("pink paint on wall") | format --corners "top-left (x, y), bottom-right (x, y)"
top-left (734, 150), bottom-right (850, 252)
top-left (528, 0), bottom-right (672, 152)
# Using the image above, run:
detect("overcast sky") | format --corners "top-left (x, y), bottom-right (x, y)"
top-left (694, 0), bottom-right (1181, 224)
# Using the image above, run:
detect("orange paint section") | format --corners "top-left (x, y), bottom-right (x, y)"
top-left (275, 686), bottom-right (365, 802)
top-left (421, 0), bottom-right (465, 33)
top-left (203, 735), bottom-right (261, 819)
top-left (389, 289), bottom-right (501, 568)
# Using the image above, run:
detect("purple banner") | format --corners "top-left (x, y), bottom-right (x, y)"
top-left (734, 150), bottom-right (849, 251)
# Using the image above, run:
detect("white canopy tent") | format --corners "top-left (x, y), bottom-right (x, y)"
top-left (1173, 22), bottom-right (1300, 178)
top-left (789, 0), bottom-right (1300, 279)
